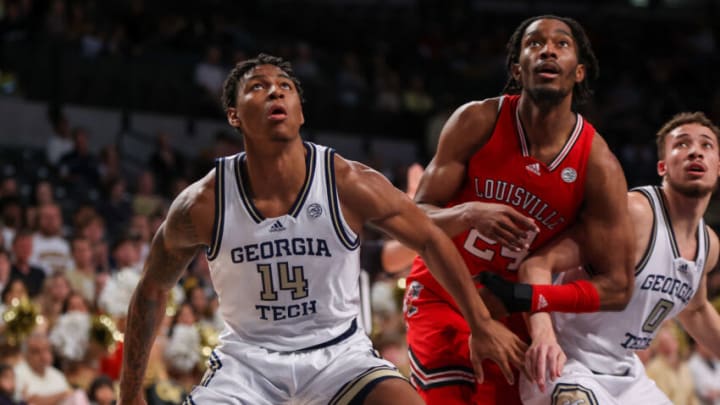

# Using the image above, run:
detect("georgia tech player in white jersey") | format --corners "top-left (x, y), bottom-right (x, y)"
top-left (119, 54), bottom-right (527, 405)
top-left (208, 142), bottom-right (361, 351)
top-left (515, 112), bottom-right (720, 405)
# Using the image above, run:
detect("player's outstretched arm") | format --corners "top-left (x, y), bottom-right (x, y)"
top-left (334, 155), bottom-right (527, 385)
top-left (415, 99), bottom-right (537, 249)
top-left (119, 172), bottom-right (215, 405)
top-left (678, 227), bottom-right (720, 357)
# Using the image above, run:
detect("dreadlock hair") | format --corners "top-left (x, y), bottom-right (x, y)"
top-left (502, 15), bottom-right (599, 108)
top-left (221, 53), bottom-right (305, 112)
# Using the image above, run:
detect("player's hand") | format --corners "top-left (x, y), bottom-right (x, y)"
top-left (464, 202), bottom-right (538, 251)
top-left (526, 328), bottom-right (566, 393)
top-left (468, 320), bottom-right (528, 386)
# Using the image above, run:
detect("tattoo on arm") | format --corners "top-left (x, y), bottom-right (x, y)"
top-left (120, 205), bottom-right (202, 401)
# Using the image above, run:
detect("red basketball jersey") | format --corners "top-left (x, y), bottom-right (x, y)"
top-left (409, 94), bottom-right (595, 303)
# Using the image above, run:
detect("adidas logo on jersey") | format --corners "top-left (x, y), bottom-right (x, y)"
top-left (525, 162), bottom-right (541, 176)
top-left (537, 294), bottom-right (548, 310)
top-left (269, 220), bottom-right (286, 232)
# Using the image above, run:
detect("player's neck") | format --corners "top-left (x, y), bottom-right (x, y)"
top-left (243, 139), bottom-right (307, 200)
top-left (517, 94), bottom-right (576, 146)
top-left (660, 185), bottom-right (709, 240)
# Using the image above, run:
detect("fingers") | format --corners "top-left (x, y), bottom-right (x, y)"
top-left (468, 336), bottom-right (485, 384)
top-left (554, 350), bottom-right (567, 381)
top-left (505, 208), bottom-right (539, 232)
top-left (497, 356), bottom-right (516, 386)
top-left (535, 345), bottom-right (547, 393)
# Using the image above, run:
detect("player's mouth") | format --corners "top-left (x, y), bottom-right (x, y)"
top-left (686, 162), bottom-right (706, 177)
top-left (535, 62), bottom-right (561, 79)
top-left (268, 104), bottom-right (288, 121)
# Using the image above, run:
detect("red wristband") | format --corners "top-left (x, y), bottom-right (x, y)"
top-left (530, 280), bottom-right (600, 313)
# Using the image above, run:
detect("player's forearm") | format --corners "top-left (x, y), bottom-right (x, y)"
top-left (420, 230), bottom-right (491, 331)
top-left (417, 202), bottom-right (472, 238)
top-left (119, 279), bottom-right (169, 403)
top-left (518, 266), bottom-right (555, 341)
top-left (680, 302), bottom-right (720, 358)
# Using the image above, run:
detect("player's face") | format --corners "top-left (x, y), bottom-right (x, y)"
top-left (227, 64), bottom-right (304, 142)
top-left (659, 123), bottom-right (720, 197)
top-left (513, 18), bottom-right (585, 105)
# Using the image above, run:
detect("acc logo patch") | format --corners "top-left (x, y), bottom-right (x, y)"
top-left (561, 167), bottom-right (577, 183)
top-left (307, 203), bottom-right (323, 218)
top-left (551, 383), bottom-right (598, 405)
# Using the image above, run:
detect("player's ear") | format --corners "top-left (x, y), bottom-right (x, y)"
top-left (227, 108), bottom-right (241, 128)
top-left (511, 63), bottom-right (522, 82)
top-left (575, 63), bottom-right (585, 84)
top-left (657, 160), bottom-right (666, 177)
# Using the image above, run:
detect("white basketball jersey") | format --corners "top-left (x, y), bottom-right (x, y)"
top-left (206, 142), bottom-right (361, 352)
top-left (554, 185), bottom-right (707, 375)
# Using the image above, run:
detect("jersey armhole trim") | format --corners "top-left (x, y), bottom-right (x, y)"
top-left (630, 187), bottom-right (656, 275)
top-left (206, 157), bottom-right (225, 261)
top-left (325, 149), bottom-right (360, 250)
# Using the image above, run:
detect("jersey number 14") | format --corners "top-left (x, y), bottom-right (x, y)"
top-left (257, 262), bottom-right (309, 300)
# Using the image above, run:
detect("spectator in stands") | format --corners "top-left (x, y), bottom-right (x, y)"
top-left (194, 45), bottom-right (226, 102)
top-left (0, 363), bottom-right (22, 405)
top-left (87, 375), bottom-right (115, 405)
top-left (128, 214), bottom-right (151, 268)
top-left (30, 203), bottom-right (71, 275)
top-left (65, 236), bottom-right (96, 304)
top-left (9, 230), bottom-right (44, 298)
top-left (36, 272), bottom-right (72, 331)
top-left (131, 170), bottom-right (164, 217)
top-left (0, 249), bottom-right (10, 294)
top-left (75, 214), bottom-right (110, 274)
top-left (646, 323), bottom-right (699, 405)
top-left (58, 127), bottom-right (101, 190)
top-left (148, 132), bottom-right (186, 198)
top-left (45, 108), bottom-right (73, 168)
top-left (13, 332), bottom-right (78, 404)
top-left (688, 342), bottom-right (720, 405)
top-left (0, 196), bottom-right (23, 251)
top-left (110, 236), bottom-right (140, 274)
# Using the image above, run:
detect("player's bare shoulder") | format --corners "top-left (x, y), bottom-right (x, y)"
top-left (627, 189), bottom-right (654, 265)
top-left (704, 225), bottom-right (719, 272)
top-left (163, 168), bottom-right (217, 249)
top-left (332, 153), bottom-right (405, 231)
top-left (436, 97), bottom-right (502, 162)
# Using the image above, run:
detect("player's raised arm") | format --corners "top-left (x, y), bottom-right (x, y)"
top-left (334, 154), bottom-right (527, 385)
top-left (677, 227), bottom-right (720, 357)
top-left (415, 99), bottom-right (537, 248)
top-left (119, 172), bottom-right (215, 405)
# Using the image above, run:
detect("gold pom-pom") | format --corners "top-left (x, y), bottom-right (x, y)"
top-left (2, 297), bottom-right (41, 346)
top-left (90, 314), bottom-right (123, 352)
top-left (197, 324), bottom-right (219, 371)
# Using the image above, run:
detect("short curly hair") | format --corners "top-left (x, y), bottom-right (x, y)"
top-left (221, 53), bottom-right (304, 112)
top-left (655, 111), bottom-right (720, 159)
top-left (502, 15), bottom-right (599, 108)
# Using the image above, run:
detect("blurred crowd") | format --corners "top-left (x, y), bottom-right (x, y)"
top-left (1, 0), bottom-right (720, 404)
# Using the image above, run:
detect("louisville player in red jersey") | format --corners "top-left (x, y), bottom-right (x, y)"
top-left (403, 15), bottom-right (635, 404)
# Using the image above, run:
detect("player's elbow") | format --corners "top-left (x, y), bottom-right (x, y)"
top-left (601, 271), bottom-right (633, 311)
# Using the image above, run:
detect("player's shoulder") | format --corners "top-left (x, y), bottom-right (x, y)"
top-left (450, 97), bottom-right (502, 127)
top-left (627, 188), bottom-right (654, 226)
top-left (704, 223), bottom-right (719, 271)
top-left (164, 167), bottom-right (217, 247)
top-left (332, 153), bottom-right (389, 192)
